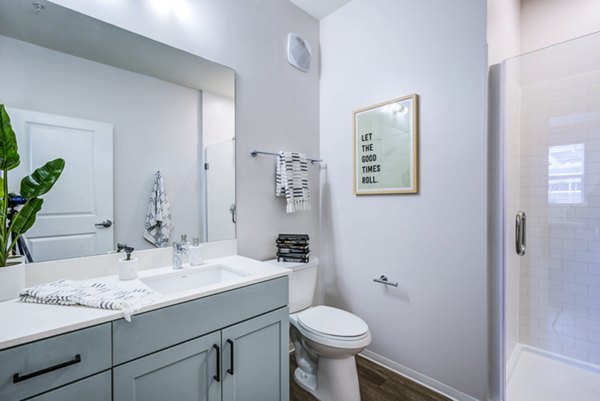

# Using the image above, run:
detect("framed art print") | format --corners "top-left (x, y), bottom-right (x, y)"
top-left (353, 94), bottom-right (419, 195)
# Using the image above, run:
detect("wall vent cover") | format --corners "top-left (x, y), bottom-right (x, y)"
top-left (287, 33), bottom-right (311, 73)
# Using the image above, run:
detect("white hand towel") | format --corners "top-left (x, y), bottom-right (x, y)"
top-left (276, 152), bottom-right (311, 213)
top-left (19, 279), bottom-right (161, 322)
top-left (144, 171), bottom-right (174, 247)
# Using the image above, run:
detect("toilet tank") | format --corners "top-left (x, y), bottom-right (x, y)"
top-left (265, 258), bottom-right (318, 313)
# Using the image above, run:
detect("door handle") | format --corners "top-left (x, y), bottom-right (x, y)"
top-left (226, 339), bottom-right (234, 375)
top-left (213, 344), bottom-right (221, 382)
top-left (95, 219), bottom-right (112, 228)
top-left (515, 211), bottom-right (526, 256)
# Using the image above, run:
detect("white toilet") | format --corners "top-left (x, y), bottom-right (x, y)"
top-left (267, 258), bottom-right (371, 401)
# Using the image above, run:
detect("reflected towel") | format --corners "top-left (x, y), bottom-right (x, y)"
top-left (144, 171), bottom-right (174, 247)
top-left (276, 152), bottom-right (311, 213)
top-left (19, 279), bottom-right (160, 322)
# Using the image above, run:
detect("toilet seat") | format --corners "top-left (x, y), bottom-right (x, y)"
top-left (298, 306), bottom-right (369, 337)
top-left (292, 306), bottom-right (371, 349)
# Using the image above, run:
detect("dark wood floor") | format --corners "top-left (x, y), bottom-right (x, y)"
top-left (290, 353), bottom-right (452, 401)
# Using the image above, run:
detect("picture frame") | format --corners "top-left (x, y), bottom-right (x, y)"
top-left (353, 94), bottom-right (419, 195)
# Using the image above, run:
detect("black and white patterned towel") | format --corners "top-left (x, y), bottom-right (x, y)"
top-left (276, 151), bottom-right (311, 213)
top-left (144, 170), bottom-right (174, 248)
top-left (19, 280), bottom-right (160, 321)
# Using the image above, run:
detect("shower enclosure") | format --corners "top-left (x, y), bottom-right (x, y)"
top-left (491, 32), bottom-right (600, 401)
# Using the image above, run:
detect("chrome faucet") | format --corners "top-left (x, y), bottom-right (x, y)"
top-left (116, 243), bottom-right (133, 254)
top-left (173, 242), bottom-right (184, 270)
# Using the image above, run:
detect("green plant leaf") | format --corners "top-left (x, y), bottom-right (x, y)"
top-left (9, 198), bottom-right (43, 236)
top-left (20, 158), bottom-right (65, 198)
top-left (0, 105), bottom-right (20, 171)
top-left (0, 176), bottom-right (4, 198)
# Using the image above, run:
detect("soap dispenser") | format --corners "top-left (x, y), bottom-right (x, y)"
top-left (190, 237), bottom-right (203, 266)
top-left (118, 245), bottom-right (138, 280)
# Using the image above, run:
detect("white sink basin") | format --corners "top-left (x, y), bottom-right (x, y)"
top-left (140, 264), bottom-right (249, 295)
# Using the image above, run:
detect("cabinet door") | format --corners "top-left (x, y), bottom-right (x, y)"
top-left (222, 307), bottom-right (289, 401)
top-left (24, 371), bottom-right (111, 401)
top-left (113, 331), bottom-right (221, 401)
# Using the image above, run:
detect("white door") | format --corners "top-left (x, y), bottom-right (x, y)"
top-left (7, 108), bottom-right (113, 262)
top-left (205, 140), bottom-right (235, 241)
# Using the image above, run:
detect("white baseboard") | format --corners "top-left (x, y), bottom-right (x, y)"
top-left (360, 349), bottom-right (479, 401)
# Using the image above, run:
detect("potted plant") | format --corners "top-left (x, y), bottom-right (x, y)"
top-left (0, 104), bottom-right (65, 301)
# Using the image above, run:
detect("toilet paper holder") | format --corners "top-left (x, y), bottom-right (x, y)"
top-left (372, 275), bottom-right (398, 287)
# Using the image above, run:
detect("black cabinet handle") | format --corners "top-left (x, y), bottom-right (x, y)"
top-left (13, 354), bottom-right (81, 383)
top-left (213, 344), bottom-right (221, 382)
top-left (227, 339), bottom-right (234, 375)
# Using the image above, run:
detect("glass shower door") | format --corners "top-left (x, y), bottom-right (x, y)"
top-left (205, 139), bottom-right (236, 242)
top-left (503, 32), bottom-right (600, 401)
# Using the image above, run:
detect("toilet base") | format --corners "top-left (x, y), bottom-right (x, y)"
top-left (294, 355), bottom-right (362, 401)
top-left (294, 367), bottom-right (317, 392)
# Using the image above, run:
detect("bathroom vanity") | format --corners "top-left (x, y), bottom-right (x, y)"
top-left (0, 256), bottom-right (290, 401)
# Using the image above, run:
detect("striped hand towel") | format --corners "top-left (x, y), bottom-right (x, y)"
top-left (19, 279), bottom-right (161, 322)
top-left (276, 151), bottom-right (311, 213)
top-left (144, 171), bottom-right (174, 247)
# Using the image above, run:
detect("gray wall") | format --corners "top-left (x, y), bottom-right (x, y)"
top-left (487, 0), bottom-right (521, 65)
top-left (49, 0), bottom-right (321, 260)
top-left (319, 1), bottom-right (488, 400)
top-left (0, 35), bottom-right (203, 252)
top-left (521, 0), bottom-right (600, 54)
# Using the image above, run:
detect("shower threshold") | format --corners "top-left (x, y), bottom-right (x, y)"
top-left (507, 344), bottom-right (600, 401)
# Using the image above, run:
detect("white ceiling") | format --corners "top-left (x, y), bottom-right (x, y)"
top-left (289, 0), bottom-right (351, 20)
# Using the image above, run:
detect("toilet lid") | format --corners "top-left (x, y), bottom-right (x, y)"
top-left (297, 306), bottom-right (369, 338)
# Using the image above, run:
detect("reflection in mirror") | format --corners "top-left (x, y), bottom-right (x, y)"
top-left (0, 0), bottom-right (236, 262)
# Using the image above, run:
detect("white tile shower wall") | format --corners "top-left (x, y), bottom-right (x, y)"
top-left (519, 69), bottom-right (600, 365)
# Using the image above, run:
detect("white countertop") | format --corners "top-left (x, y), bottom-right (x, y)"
top-left (0, 255), bottom-right (290, 350)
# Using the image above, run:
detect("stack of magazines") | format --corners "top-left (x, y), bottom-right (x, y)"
top-left (276, 234), bottom-right (310, 263)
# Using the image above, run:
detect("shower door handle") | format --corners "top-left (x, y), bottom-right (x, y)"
top-left (515, 211), bottom-right (526, 256)
top-left (229, 203), bottom-right (236, 224)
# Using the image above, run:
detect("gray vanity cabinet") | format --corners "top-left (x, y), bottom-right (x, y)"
top-left (0, 324), bottom-right (111, 401)
top-left (222, 307), bottom-right (289, 401)
top-left (25, 371), bottom-right (111, 401)
top-left (113, 307), bottom-right (289, 401)
top-left (113, 276), bottom-right (289, 401)
top-left (1, 277), bottom-right (289, 401)
top-left (113, 331), bottom-right (222, 401)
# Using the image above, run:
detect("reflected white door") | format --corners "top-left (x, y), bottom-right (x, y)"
top-left (205, 140), bottom-right (235, 241)
top-left (7, 108), bottom-right (113, 262)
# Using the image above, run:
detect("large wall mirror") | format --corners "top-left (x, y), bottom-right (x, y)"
top-left (0, 0), bottom-right (236, 262)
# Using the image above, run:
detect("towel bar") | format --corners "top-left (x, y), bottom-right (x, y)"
top-left (251, 150), bottom-right (322, 164)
